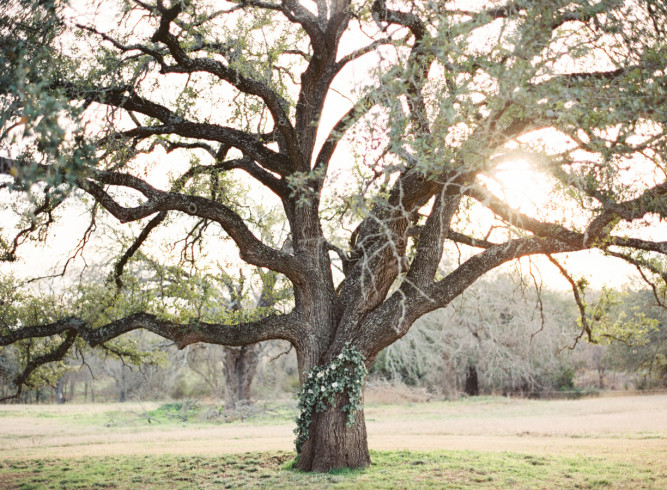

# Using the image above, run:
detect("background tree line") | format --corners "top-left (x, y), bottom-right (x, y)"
top-left (3, 271), bottom-right (665, 405)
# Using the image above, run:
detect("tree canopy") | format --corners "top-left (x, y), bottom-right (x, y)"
top-left (2, 0), bottom-right (667, 471)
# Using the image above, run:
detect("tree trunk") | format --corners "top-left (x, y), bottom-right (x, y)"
top-left (117, 367), bottom-right (127, 402)
top-left (56, 376), bottom-right (66, 404)
top-left (440, 352), bottom-right (458, 398)
top-left (295, 403), bottom-right (371, 472)
top-left (464, 365), bottom-right (479, 396)
top-left (222, 344), bottom-right (260, 410)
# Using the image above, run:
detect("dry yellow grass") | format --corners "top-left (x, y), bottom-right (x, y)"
top-left (1, 394), bottom-right (666, 470)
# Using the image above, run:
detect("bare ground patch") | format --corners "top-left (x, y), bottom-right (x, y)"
top-left (0, 470), bottom-right (32, 488)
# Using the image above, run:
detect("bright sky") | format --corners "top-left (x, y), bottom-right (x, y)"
top-left (477, 155), bottom-right (665, 291)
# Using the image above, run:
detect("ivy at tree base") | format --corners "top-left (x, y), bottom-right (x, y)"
top-left (294, 344), bottom-right (367, 454)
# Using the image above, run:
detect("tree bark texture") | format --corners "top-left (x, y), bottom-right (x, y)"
top-left (295, 402), bottom-right (370, 472)
top-left (465, 365), bottom-right (479, 396)
top-left (221, 344), bottom-right (260, 410)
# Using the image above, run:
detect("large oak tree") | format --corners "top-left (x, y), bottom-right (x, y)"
top-left (2, 0), bottom-right (667, 471)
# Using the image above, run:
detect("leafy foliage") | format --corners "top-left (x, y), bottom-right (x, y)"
top-left (603, 290), bottom-right (667, 388)
top-left (583, 287), bottom-right (659, 345)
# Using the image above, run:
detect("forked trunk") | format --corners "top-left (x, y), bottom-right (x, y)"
top-left (295, 403), bottom-right (370, 472)
top-left (291, 273), bottom-right (375, 472)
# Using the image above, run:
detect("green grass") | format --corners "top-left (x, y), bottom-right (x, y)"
top-left (94, 399), bottom-right (297, 429)
top-left (1, 396), bottom-right (665, 487)
top-left (0, 449), bottom-right (661, 489)
top-left (0, 399), bottom-right (297, 429)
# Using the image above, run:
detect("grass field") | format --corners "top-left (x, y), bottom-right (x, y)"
top-left (0, 394), bottom-right (666, 488)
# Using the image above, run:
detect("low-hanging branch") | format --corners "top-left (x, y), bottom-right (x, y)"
top-left (0, 311), bottom-right (302, 357)
top-left (0, 309), bottom-right (305, 401)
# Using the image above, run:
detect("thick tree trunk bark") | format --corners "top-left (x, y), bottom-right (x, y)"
top-left (289, 257), bottom-right (377, 472)
top-left (222, 344), bottom-right (260, 410)
top-left (295, 404), bottom-right (371, 472)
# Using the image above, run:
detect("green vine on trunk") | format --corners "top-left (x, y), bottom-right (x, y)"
top-left (294, 344), bottom-right (367, 454)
